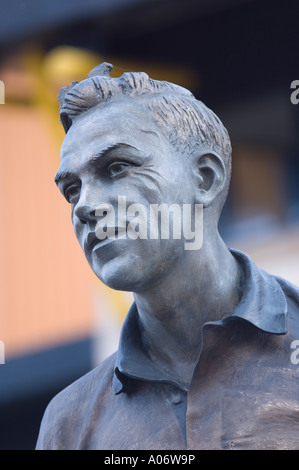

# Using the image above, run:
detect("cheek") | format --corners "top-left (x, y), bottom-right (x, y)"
top-left (126, 174), bottom-right (167, 206)
top-left (72, 213), bottom-right (85, 245)
top-left (131, 165), bottom-right (193, 206)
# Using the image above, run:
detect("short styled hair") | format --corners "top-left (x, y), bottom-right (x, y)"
top-left (58, 62), bottom-right (232, 209)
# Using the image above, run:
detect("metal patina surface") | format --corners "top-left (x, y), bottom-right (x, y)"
top-left (36, 64), bottom-right (299, 450)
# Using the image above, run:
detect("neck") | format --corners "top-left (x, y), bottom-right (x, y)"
top-left (133, 230), bottom-right (242, 387)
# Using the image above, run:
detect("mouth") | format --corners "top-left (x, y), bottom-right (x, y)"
top-left (85, 227), bottom-right (124, 253)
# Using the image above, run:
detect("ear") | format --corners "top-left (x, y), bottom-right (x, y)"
top-left (193, 152), bottom-right (226, 207)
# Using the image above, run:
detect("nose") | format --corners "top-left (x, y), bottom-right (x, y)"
top-left (73, 186), bottom-right (101, 225)
top-left (75, 204), bottom-right (97, 225)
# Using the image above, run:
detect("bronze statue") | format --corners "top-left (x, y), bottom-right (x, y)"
top-left (36, 63), bottom-right (299, 450)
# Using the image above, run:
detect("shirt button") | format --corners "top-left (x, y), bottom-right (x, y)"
top-left (171, 392), bottom-right (183, 405)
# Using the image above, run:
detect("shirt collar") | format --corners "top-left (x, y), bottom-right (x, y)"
top-left (112, 249), bottom-right (288, 395)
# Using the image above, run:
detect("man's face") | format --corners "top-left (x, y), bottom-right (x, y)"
top-left (56, 100), bottom-right (197, 292)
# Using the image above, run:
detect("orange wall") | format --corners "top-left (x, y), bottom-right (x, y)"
top-left (0, 104), bottom-right (96, 358)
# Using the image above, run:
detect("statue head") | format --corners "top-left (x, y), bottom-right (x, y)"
top-left (55, 63), bottom-right (232, 291)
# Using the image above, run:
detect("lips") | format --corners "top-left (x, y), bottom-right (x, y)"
top-left (85, 231), bottom-right (102, 252)
top-left (85, 227), bottom-right (125, 253)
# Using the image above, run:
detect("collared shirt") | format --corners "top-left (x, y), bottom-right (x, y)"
top-left (36, 250), bottom-right (299, 450)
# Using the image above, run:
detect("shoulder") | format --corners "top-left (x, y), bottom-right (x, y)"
top-left (51, 351), bottom-right (117, 405)
top-left (36, 352), bottom-right (117, 449)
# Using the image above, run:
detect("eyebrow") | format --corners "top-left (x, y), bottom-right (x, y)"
top-left (88, 143), bottom-right (139, 169)
top-left (54, 143), bottom-right (139, 186)
top-left (54, 170), bottom-right (74, 186)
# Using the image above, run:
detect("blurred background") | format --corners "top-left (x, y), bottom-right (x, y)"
top-left (0, 0), bottom-right (298, 450)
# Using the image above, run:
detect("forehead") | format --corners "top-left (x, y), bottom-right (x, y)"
top-left (60, 100), bottom-right (166, 165)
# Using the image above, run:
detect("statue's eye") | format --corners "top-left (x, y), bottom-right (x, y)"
top-left (107, 161), bottom-right (131, 178)
top-left (64, 184), bottom-right (81, 204)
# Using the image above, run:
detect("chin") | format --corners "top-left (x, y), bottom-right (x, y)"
top-left (86, 239), bottom-right (180, 292)
top-left (91, 254), bottom-right (163, 293)
top-left (89, 255), bottom-right (144, 292)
